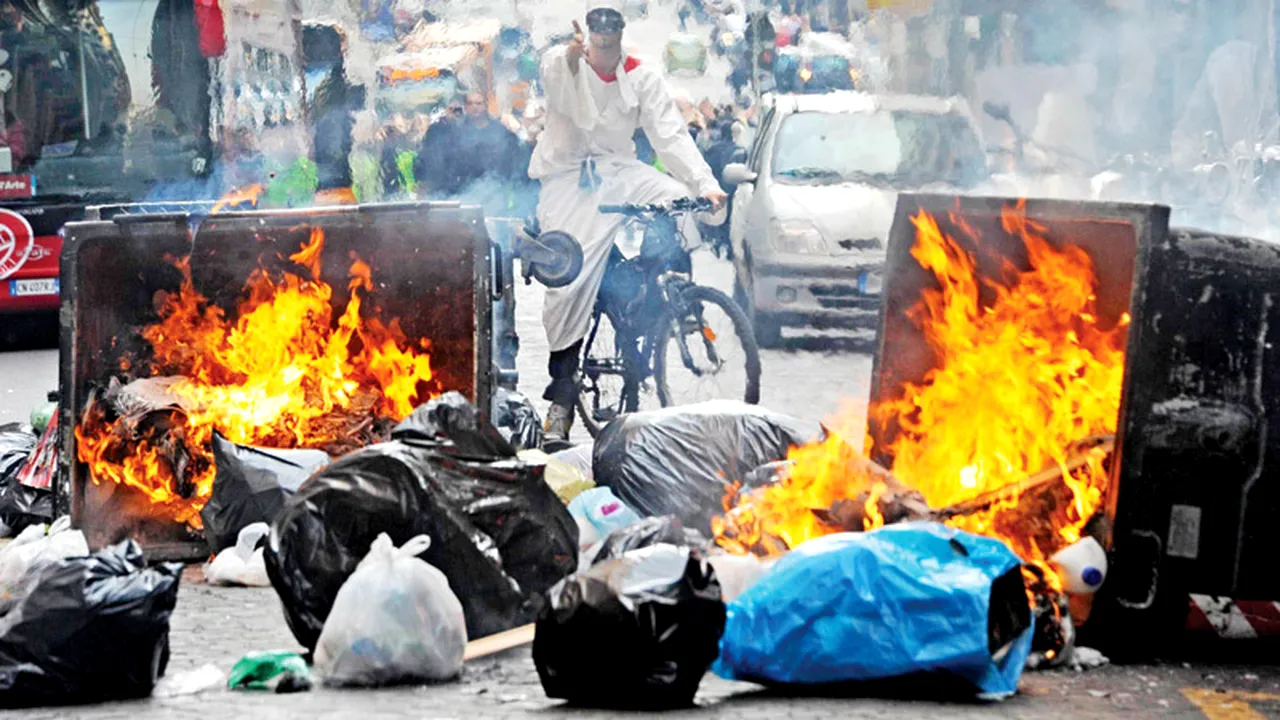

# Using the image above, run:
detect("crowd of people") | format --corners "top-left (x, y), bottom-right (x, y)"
top-left (354, 83), bottom-right (758, 224)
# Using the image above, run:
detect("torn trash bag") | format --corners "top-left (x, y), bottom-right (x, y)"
top-left (713, 523), bottom-right (1033, 699)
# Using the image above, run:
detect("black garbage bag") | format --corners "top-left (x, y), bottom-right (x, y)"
top-left (0, 484), bottom-right (53, 535)
top-left (267, 394), bottom-right (577, 650)
top-left (593, 401), bottom-right (822, 534)
top-left (533, 544), bottom-right (726, 709)
top-left (200, 433), bottom-right (331, 555)
top-left (492, 388), bottom-right (544, 451)
top-left (0, 424), bottom-right (50, 534)
top-left (0, 540), bottom-right (182, 708)
top-left (392, 391), bottom-right (515, 458)
top-left (590, 515), bottom-right (709, 566)
top-left (0, 425), bottom-right (35, 483)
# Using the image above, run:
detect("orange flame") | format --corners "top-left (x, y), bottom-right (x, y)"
top-left (75, 227), bottom-right (435, 527)
top-left (210, 184), bottom-right (264, 214)
top-left (715, 200), bottom-right (1128, 579)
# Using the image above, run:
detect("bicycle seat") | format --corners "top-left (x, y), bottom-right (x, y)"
top-left (524, 217), bottom-right (541, 237)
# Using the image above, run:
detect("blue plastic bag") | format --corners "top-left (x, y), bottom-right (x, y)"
top-left (713, 523), bottom-right (1033, 699)
top-left (567, 487), bottom-right (643, 547)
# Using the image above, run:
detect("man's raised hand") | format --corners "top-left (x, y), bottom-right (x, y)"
top-left (567, 21), bottom-right (585, 74)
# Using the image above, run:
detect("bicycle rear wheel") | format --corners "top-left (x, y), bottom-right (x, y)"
top-left (653, 284), bottom-right (761, 408)
top-left (575, 311), bottom-right (663, 438)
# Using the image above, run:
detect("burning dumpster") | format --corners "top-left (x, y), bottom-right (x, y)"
top-left (716, 193), bottom-right (1280, 656)
top-left (56, 201), bottom-right (493, 560)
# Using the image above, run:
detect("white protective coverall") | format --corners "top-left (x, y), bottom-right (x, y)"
top-left (529, 40), bottom-right (722, 353)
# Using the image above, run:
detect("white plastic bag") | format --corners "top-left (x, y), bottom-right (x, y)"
top-left (203, 522), bottom-right (271, 587)
top-left (551, 443), bottom-right (594, 481)
top-left (707, 552), bottom-right (776, 603)
top-left (314, 533), bottom-right (467, 687)
top-left (0, 516), bottom-right (88, 610)
top-left (518, 449), bottom-right (594, 503)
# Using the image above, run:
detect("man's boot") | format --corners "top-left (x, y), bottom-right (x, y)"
top-left (544, 403), bottom-right (574, 442)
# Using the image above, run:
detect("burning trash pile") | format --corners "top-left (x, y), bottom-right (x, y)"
top-left (74, 227), bottom-right (437, 530)
top-left (5, 197), bottom-right (1140, 709)
top-left (710, 200), bottom-right (1124, 668)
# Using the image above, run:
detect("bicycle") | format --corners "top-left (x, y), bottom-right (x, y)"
top-left (511, 197), bottom-right (762, 438)
top-left (581, 198), bottom-right (763, 437)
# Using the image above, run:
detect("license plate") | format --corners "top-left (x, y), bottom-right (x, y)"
top-left (858, 271), bottom-right (882, 296)
top-left (9, 278), bottom-right (59, 296)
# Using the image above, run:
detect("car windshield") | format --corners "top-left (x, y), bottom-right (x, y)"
top-left (771, 109), bottom-right (987, 188)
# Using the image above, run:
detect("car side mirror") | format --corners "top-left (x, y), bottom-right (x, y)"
top-left (723, 162), bottom-right (757, 185)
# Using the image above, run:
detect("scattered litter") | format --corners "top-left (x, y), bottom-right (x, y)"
top-left (0, 517), bottom-right (89, 614)
top-left (1087, 690), bottom-right (1110, 699)
top-left (1050, 537), bottom-right (1108, 594)
top-left (0, 422), bottom-right (53, 534)
top-left (707, 552), bottom-right (775, 603)
top-left (519, 448), bottom-right (594, 503)
top-left (464, 623), bottom-right (536, 661)
top-left (714, 524), bottom-right (1033, 700)
top-left (228, 651), bottom-right (312, 693)
top-left (534, 544), bottom-right (726, 709)
top-left (153, 664), bottom-right (226, 698)
top-left (267, 393), bottom-right (576, 650)
top-left (203, 523), bottom-right (271, 587)
top-left (315, 534), bottom-right (467, 687)
top-left (493, 388), bottom-right (543, 451)
top-left (1024, 564), bottom-right (1075, 671)
top-left (200, 433), bottom-right (329, 555)
top-left (1068, 647), bottom-right (1110, 671)
top-left (589, 515), bottom-right (709, 566)
top-left (551, 443), bottom-right (593, 481)
top-left (0, 424), bottom-right (36, 482)
top-left (567, 487), bottom-right (642, 551)
top-left (593, 401), bottom-right (821, 533)
top-left (391, 391), bottom-right (515, 456)
top-left (1244, 673), bottom-right (1260, 681)
top-left (0, 540), bottom-right (182, 707)
top-left (28, 398), bottom-right (56, 435)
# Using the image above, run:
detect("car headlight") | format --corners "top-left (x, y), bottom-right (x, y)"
top-left (720, 32), bottom-right (736, 46)
top-left (770, 220), bottom-right (828, 254)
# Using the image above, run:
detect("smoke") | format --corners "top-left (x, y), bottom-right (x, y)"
top-left (916, 0), bottom-right (1280, 240)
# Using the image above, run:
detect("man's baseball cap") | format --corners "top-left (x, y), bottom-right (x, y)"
top-left (585, 0), bottom-right (625, 32)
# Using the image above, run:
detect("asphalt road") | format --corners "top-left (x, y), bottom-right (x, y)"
top-left (1, 250), bottom-right (1277, 719)
top-left (0, 4), bottom-right (1275, 714)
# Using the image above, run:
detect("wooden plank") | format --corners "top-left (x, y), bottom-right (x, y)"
top-left (463, 623), bottom-right (536, 661)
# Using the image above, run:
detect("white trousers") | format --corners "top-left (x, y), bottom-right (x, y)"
top-left (538, 158), bottom-right (696, 352)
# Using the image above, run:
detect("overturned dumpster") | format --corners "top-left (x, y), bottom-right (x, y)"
top-left (716, 193), bottom-right (1280, 658)
top-left (56, 202), bottom-right (495, 561)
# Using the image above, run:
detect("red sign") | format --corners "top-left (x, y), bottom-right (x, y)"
top-left (0, 207), bottom-right (35, 280)
top-left (0, 175), bottom-right (33, 199)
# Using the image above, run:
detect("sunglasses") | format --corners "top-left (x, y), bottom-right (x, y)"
top-left (586, 8), bottom-right (625, 33)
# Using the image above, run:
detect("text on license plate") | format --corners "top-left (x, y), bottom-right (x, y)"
top-left (9, 279), bottom-right (59, 296)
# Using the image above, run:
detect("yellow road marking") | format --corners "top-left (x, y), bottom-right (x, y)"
top-left (1182, 687), bottom-right (1280, 720)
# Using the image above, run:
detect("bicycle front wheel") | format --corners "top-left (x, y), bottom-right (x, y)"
top-left (575, 311), bottom-right (662, 438)
top-left (653, 284), bottom-right (761, 408)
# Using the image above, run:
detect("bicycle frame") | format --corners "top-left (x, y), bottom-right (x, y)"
top-left (580, 203), bottom-right (721, 418)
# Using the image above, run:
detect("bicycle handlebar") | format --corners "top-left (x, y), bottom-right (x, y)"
top-left (598, 197), bottom-right (715, 216)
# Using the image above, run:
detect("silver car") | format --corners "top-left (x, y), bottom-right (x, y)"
top-left (723, 91), bottom-right (988, 346)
